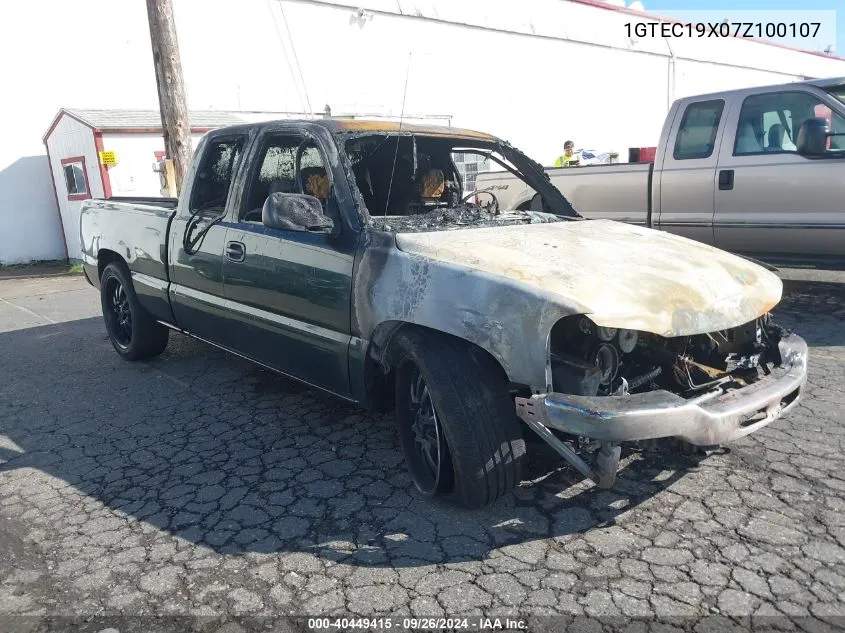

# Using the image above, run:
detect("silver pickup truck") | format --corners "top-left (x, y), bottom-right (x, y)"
top-left (477, 77), bottom-right (845, 266)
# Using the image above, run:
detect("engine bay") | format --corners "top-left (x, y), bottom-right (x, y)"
top-left (549, 314), bottom-right (787, 399)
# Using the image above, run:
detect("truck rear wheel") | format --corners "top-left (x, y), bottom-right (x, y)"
top-left (393, 328), bottom-right (525, 508)
top-left (100, 262), bottom-right (169, 361)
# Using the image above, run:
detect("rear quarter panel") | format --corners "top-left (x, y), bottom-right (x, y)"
top-left (79, 199), bottom-right (176, 322)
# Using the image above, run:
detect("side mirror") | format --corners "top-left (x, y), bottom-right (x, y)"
top-left (796, 117), bottom-right (829, 156)
top-left (262, 193), bottom-right (334, 233)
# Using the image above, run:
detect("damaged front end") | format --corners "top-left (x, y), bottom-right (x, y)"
top-left (515, 314), bottom-right (808, 487)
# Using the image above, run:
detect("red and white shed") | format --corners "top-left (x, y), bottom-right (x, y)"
top-left (42, 108), bottom-right (251, 260)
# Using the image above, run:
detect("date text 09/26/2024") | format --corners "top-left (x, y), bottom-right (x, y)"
top-left (625, 21), bottom-right (821, 39)
top-left (307, 617), bottom-right (528, 630)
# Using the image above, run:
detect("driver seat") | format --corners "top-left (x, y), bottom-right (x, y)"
top-left (301, 167), bottom-right (330, 201)
top-left (418, 169), bottom-right (445, 202)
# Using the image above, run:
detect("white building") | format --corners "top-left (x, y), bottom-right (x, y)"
top-left (43, 109), bottom-right (256, 261)
top-left (2, 0), bottom-right (844, 263)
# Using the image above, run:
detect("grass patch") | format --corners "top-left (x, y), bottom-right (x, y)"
top-left (69, 263), bottom-right (84, 274)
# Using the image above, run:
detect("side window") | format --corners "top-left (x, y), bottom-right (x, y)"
top-left (241, 135), bottom-right (331, 222)
top-left (734, 91), bottom-right (844, 155)
top-left (61, 157), bottom-right (90, 201)
top-left (673, 100), bottom-right (724, 160)
top-left (189, 137), bottom-right (244, 213)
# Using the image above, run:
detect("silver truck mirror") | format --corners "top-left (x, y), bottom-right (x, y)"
top-left (262, 193), bottom-right (334, 233)
top-left (796, 117), bottom-right (829, 157)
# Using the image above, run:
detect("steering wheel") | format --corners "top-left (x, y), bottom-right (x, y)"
top-left (461, 189), bottom-right (499, 215)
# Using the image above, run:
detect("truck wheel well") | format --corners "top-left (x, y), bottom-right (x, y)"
top-left (364, 322), bottom-right (511, 412)
top-left (97, 249), bottom-right (124, 279)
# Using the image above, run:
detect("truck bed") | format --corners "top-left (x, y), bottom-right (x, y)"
top-left (79, 198), bottom-right (178, 289)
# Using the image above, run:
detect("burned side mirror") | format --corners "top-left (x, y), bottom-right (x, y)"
top-left (262, 193), bottom-right (334, 233)
top-left (796, 117), bottom-right (829, 157)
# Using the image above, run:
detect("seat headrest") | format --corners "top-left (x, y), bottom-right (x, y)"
top-left (768, 123), bottom-right (785, 149)
top-left (419, 169), bottom-right (445, 199)
top-left (302, 167), bottom-right (330, 199)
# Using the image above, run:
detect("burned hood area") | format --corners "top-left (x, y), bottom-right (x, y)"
top-left (371, 204), bottom-right (563, 232)
top-left (337, 131), bottom-right (577, 233)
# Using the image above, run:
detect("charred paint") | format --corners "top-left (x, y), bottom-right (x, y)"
top-left (351, 219), bottom-right (784, 391)
top-left (369, 206), bottom-right (562, 232)
top-left (326, 119), bottom-right (495, 141)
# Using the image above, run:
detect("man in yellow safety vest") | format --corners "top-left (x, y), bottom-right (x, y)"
top-left (553, 140), bottom-right (579, 167)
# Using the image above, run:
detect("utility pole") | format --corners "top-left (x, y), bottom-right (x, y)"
top-left (146, 0), bottom-right (191, 192)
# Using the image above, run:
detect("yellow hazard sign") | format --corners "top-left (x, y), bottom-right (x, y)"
top-left (98, 151), bottom-right (118, 166)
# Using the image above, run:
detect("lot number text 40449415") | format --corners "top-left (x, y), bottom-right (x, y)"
top-left (307, 617), bottom-right (528, 630)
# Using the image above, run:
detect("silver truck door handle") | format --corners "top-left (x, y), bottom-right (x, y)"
top-left (225, 241), bottom-right (245, 262)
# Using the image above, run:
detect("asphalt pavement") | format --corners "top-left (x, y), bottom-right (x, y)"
top-left (1, 271), bottom-right (844, 631)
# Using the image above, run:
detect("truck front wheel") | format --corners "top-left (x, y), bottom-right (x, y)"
top-left (100, 262), bottom-right (169, 361)
top-left (393, 329), bottom-right (525, 508)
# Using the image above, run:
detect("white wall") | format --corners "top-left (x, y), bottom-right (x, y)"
top-left (2, 0), bottom-right (845, 262)
top-left (45, 115), bottom-right (103, 261)
top-left (102, 132), bottom-right (208, 198)
top-left (0, 155), bottom-right (66, 265)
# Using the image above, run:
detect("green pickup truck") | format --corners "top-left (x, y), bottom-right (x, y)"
top-left (79, 119), bottom-right (807, 508)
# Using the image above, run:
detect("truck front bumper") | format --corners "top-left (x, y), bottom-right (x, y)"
top-left (515, 333), bottom-right (808, 446)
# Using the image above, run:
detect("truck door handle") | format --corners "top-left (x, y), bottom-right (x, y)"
top-left (718, 169), bottom-right (734, 191)
top-left (225, 241), bottom-right (245, 262)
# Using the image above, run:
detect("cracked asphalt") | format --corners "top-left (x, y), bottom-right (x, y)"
top-left (1, 271), bottom-right (844, 630)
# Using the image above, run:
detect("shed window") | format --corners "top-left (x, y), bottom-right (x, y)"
top-left (61, 157), bottom-right (90, 201)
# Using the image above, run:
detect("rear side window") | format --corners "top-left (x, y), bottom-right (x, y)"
top-left (189, 137), bottom-right (245, 213)
top-left (673, 100), bottom-right (725, 160)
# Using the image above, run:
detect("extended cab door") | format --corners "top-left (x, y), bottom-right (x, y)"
top-left (221, 126), bottom-right (357, 398)
top-left (656, 98), bottom-right (728, 246)
top-left (168, 132), bottom-right (249, 344)
top-left (713, 88), bottom-right (845, 259)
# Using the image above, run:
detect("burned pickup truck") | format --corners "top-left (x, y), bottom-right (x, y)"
top-left (79, 119), bottom-right (808, 508)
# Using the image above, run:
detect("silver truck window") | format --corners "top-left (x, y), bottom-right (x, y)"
top-left (734, 91), bottom-right (845, 155)
top-left (189, 137), bottom-right (244, 213)
top-left (673, 99), bottom-right (724, 160)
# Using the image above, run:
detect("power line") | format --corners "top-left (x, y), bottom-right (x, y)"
top-left (276, 0), bottom-right (314, 117)
top-left (266, 0), bottom-right (307, 113)
top-left (384, 52), bottom-right (412, 218)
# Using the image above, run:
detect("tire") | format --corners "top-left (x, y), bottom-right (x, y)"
top-left (100, 262), bottom-right (169, 361)
top-left (393, 328), bottom-right (526, 508)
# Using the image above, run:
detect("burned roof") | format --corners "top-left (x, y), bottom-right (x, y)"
top-left (318, 118), bottom-right (496, 141)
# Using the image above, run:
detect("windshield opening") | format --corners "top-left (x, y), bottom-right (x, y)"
top-left (342, 133), bottom-right (579, 232)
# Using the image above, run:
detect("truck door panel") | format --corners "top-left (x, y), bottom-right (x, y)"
top-left (223, 131), bottom-right (355, 397)
top-left (656, 98), bottom-right (728, 246)
top-left (168, 134), bottom-right (247, 345)
top-left (714, 89), bottom-right (845, 259)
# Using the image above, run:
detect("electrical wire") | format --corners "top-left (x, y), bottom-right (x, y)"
top-left (384, 52), bottom-right (412, 218)
top-left (276, 0), bottom-right (313, 117)
top-left (266, 0), bottom-right (307, 114)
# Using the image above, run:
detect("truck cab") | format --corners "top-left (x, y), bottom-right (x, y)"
top-left (658, 77), bottom-right (845, 262)
top-left (476, 77), bottom-right (845, 266)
